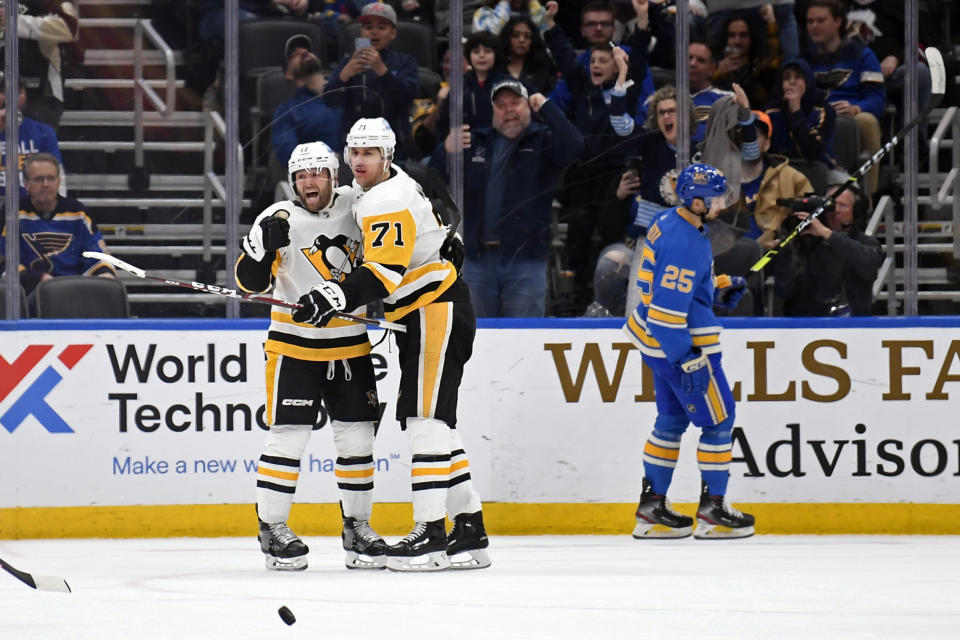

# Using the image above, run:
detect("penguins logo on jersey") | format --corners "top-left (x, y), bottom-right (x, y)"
top-left (301, 234), bottom-right (361, 282)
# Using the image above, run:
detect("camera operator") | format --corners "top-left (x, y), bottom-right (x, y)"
top-left (773, 178), bottom-right (883, 316)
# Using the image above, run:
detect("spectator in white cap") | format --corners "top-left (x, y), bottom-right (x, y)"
top-left (324, 2), bottom-right (419, 160)
top-left (271, 33), bottom-right (343, 168)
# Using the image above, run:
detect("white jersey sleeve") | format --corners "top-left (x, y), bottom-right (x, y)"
top-left (351, 166), bottom-right (458, 321)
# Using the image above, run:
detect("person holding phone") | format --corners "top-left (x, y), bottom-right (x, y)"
top-left (323, 2), bottom-right (419, 161)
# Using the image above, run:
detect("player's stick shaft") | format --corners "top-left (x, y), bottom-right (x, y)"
top-left (83, 251), bottom-right (405, 332)
top-left (750, 47), bottom-right (946, 272)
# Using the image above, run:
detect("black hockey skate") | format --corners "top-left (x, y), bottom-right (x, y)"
top-left (447, 511), bottom-right (491, 570)
top-left (694, 481), bottom-right (755, 539)
top-left (258, 521), bottom-right (309, 571)
top-left (632, 478), bottom-right (693, 539)
top-left (386, 519), bottom-right (450, 572)
top-left (342, 517), bottom-right (388, 570)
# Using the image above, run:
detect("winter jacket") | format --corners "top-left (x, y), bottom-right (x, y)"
top-left (324, 48), bottom-right (419, 160)
top-left (774, 224), bottom-right (883, 316)
top-left (428, 99), bottom-right (584, 260)
top-left (271, 85), bottom-right (343, 166)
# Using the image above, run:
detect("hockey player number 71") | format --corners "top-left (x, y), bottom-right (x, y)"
top-left (370, 221), bottom-right (405, 247)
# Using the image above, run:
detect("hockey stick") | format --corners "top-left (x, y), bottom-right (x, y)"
top-left (751, 46), bottom-right (946, 272)
top-left (0, 556), bottom-right (71, 593)
top-left (82, 251), bottom-right (406, 332)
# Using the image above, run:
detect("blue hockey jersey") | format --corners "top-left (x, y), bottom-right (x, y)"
top-left (623, 206), bottom-right (722, 364)
top-left (1, 195), bottom-right (115, 292)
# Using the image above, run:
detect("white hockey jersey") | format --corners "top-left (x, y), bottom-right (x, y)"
top-left (237, 186), bottom-right (371, 361)
top-left (352, 165), bottom-right (457, 321)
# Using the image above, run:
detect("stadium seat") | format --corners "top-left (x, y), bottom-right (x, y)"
top-left (0, 283), bottom-right (28, 317)
top-left (35, 276), bottom-right (130, 318)
top-left (789, 159), bottom-right (829, 195)
top-left (832, 115), bottom-right (860, 174)
top-left (239, 19), bottom-right (327, 77)
top-left (253, 68), bottom-right (297, 171)
top-left (417, 67), bottom-right (442, 99)
top-left (339, 21), bottom-right (438, 71)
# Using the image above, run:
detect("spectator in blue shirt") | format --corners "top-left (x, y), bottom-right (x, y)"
top-left (0, 75), bottom-right (66, 198)
top-left (271, 33), bottom-right (343, 168)
top-left (323, 2), bottom-right (419, 160)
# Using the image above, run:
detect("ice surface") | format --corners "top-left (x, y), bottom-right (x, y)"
top-left (2, 535), bottom-right (959, 639)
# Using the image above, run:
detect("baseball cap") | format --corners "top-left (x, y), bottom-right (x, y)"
top-left (283, 34), bottom-right (314, 66)
top-left (359, 2), bottom-right (397, 26)
top-left (490, 78), bottom-right (529, 104)
top-left (752, 110), bottom-right (772, 136)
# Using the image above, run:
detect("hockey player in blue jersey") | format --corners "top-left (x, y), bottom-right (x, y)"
top-left (623, 162), bottom-right (755, 540)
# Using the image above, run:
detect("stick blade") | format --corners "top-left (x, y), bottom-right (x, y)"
top-left (926, 47), bottom-right (945, 96)
top-left (82, 251), bottom-right (144, 278)
top-left (32, 575), bottom-right (72, 593)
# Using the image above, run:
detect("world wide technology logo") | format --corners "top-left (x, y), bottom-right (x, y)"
top-left (0, 344), bottom-right (92, 434)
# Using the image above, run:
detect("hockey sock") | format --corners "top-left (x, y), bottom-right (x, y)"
top-left (698, 416), bottom-right (734, 496)
top-left (332, 420), bottom-right (376, 520)
top-left (642, 413), bottom-right (689, 495)
top-left (446, 428), bottom-right (482, 517)
top-left (407, 417), bottom-right (450, 523)
top-left (256, 424), bottom-right (312, 523)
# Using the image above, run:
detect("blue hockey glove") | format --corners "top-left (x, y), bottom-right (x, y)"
top-left (678, 351), bottom-right (711, 396)
top-left (292, 281), bottom-right (346, 326)
top-left (715, 275), bottom-right (747, 310)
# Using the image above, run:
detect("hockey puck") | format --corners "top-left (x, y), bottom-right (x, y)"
top-left (278, 605), bottom-right (296, 626)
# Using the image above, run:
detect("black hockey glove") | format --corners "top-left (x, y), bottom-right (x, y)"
top-left (292, 281), bottom-right (346, 326)
top-left (242, 210), bottom-right (290, 261)
top-left (439, 232), bottom-right (464, 271)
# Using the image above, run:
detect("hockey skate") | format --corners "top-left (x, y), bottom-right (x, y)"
top-left (342, 517), bottom-right (388, 570)
top-left (386, 519), bottom-right (450, 572)
top-left (447, 511), bottom-right (491, 570)
top-left (258, 521), bottom-right (309, 571)
top-left (632, 478), bottom-right (693, 539)
top-left (694, 482), bottom-right (755, 539)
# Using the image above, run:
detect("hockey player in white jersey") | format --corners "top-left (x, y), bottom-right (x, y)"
top-left (293, 118), bottom-right (490, 572)
top-left (236, 141), bottom-right (388, 571)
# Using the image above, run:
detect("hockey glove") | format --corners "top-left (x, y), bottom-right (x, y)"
top-left (439, 232), bottom-right (465, 271)
top-left (714, 275), bottom-right (747, 310)
top-left (292, 281), bottom-right (346, 326)
top-left (242, 211), bottom-right (290, 262)
top-left (678, 350), bottom-right (711, 396)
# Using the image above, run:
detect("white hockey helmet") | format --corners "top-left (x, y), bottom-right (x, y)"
top-left (344, 117), bottom-right (396, 167)
top-left (287, 141), bottom-right (339, 202)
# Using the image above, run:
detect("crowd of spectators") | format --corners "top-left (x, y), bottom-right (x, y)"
top-left (192, 0), bottom-right (939, 320)
top-left (4, 0), bottom-right (946, 319)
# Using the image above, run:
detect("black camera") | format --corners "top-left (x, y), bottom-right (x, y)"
top-left (776, 195), bottom-right (834, 213)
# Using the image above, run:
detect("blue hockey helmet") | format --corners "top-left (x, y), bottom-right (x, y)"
top-left (675, 163), bottom-right (727, 208)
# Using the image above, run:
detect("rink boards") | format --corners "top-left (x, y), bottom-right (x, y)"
top-left (2, 316), bottom-right (959, 537)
